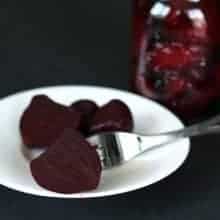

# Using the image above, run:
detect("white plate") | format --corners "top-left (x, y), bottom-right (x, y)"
top-left (0, 85), bottom-right (190, 198)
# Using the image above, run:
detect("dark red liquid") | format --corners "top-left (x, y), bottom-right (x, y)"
top-left (132, 0), bottom-right (220, 121)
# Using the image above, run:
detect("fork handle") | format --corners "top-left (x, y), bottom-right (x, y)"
top-left (139, 114), bottom-right (220, 153)
top-left (162, 115), bottom-right (220, 138)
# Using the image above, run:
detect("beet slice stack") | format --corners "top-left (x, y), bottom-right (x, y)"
top-left (20, 95), bottom-right (134, 194)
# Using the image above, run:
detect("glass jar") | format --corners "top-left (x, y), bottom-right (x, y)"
top-left (132, 0), bottom-right (220, 122)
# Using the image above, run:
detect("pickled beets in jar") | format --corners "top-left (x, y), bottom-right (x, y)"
top-left (132, 0), bottom-right (220, 121)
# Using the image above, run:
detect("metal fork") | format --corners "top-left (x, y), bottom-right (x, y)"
top-left (88, 115), bottom-right (220, 169)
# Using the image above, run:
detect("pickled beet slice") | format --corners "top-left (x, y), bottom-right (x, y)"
top-left (147, 43), bottom-right (205, 71)
top-left (89, 100), bottom-right (133, 134)
top-left (167, 64), bottom-right (220, 118)
top-left (20, 95), bottom-right (81, 148)
top-left (30, 129), bottom-right (102, 194)
top-left (165, 7), bottom-right (208, 44)
top-left (165, 76), bottom-right (188, 99)
top-left (70, 100), bottom-right (98, 135)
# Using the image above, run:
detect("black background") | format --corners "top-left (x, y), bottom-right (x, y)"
top-left (0, 0), bottom-right (130, 97)
top-left (0, 1), bottom-right (220, 219)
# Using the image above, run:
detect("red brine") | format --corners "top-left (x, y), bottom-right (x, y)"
top-left (132, 0), bottom-right (220, 120)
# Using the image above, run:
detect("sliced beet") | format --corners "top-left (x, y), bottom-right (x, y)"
top-left (30, 129), bottom-right (102, 194)
top-left (70, 100), bottom-right (98, 117)
top-left (20, 95), bottom-right (81, 148)
top-left (70, 100), bottom-right (98, 135)
top-left (89, 99), bottom-right (133, 134)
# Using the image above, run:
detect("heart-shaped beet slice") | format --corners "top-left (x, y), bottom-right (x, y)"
top-left (88, 99), bottom-right (133, 134)
top-left (30, 129), bottom-right (102, 194)
top-left (70, 100), bottom-right (98, 135)
top-left (20, 95), bottom-right (81, 148)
